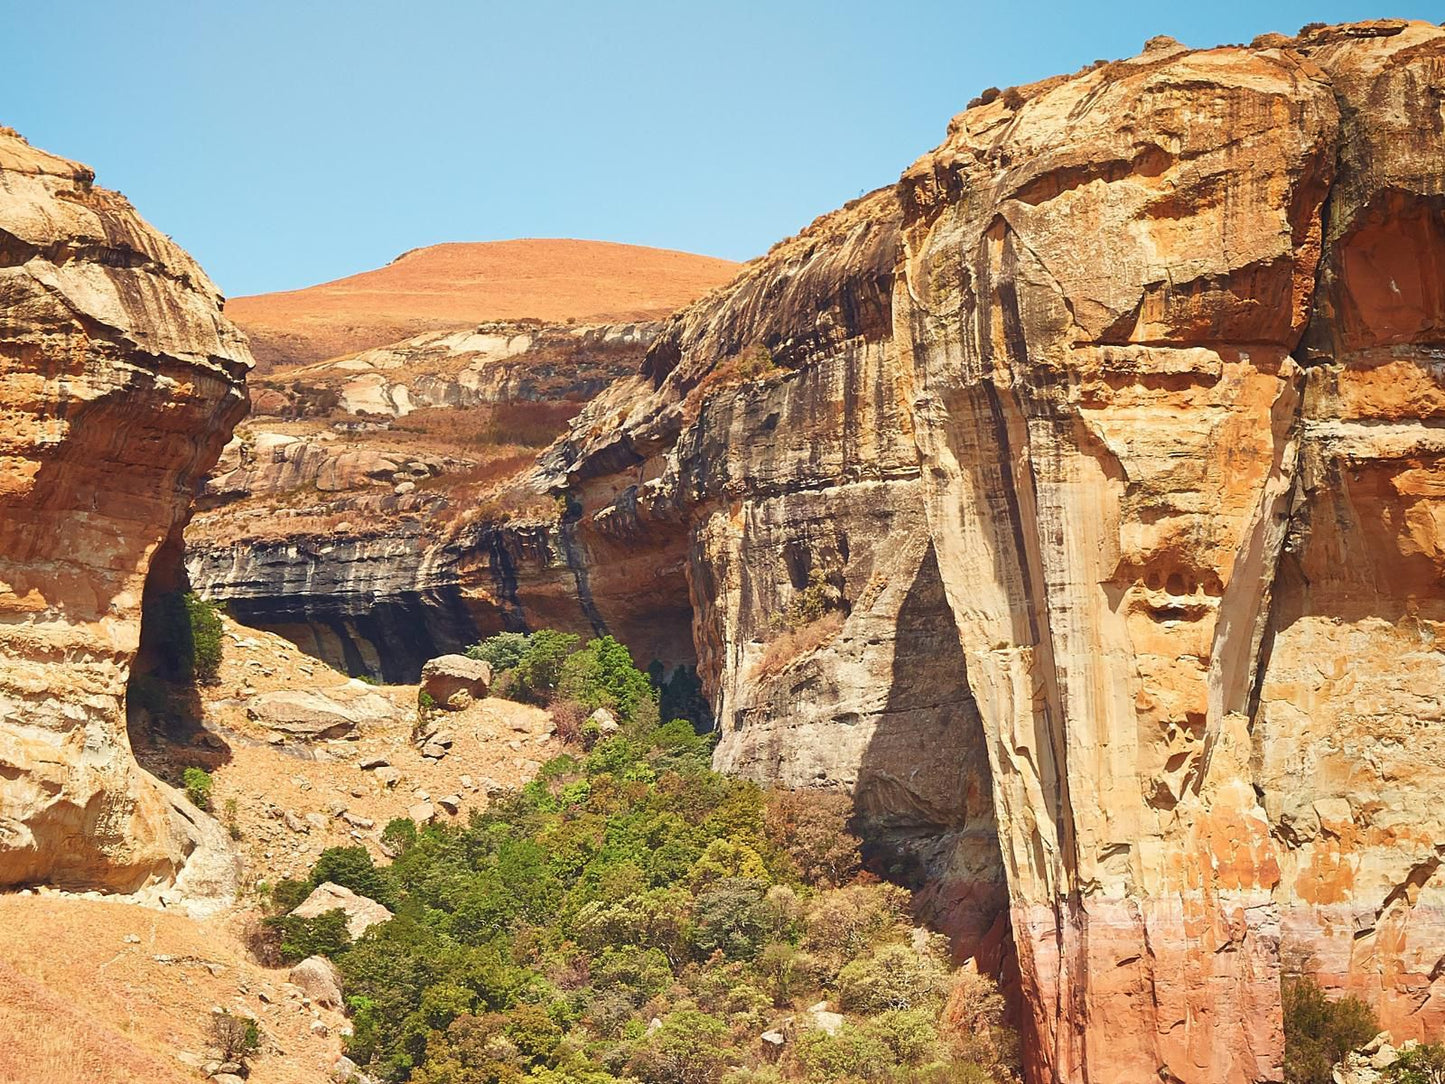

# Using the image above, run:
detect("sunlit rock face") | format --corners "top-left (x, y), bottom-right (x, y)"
top-left (539, 20), bottom-right (1445, 1084)
top-left (895, 20), bottom-right (1445, 1084)
top-left (0, 127), bottom-right (249, 897)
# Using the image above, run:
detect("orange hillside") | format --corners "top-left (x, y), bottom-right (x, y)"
top-left (227, 238), bottom-right (741, 370)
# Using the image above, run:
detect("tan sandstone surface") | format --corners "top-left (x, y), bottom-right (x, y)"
top-left (526, 19), bottom-right (1445, 1084)
top-left (227, 238), bottom-right (740, 370)
top-left (0, 127), bottom-right (251, 897)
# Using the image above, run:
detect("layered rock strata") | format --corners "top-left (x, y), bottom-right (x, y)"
top-left (537, 20), bottom-right (1445, 1084)
top-left (185, 321), bottom-right (667, 679)
top-left (0, 127), bottom-right (249, 896)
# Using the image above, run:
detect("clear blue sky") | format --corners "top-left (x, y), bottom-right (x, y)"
top-left (1, 1), bottom-right (1436, 297)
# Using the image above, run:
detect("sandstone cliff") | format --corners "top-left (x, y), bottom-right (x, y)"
top-left (533, 20), bottom-right (1445, 1084)
top-left (0, 127), bottom-right (249, 896)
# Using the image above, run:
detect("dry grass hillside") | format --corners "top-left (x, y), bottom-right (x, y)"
top-left (228, 239), bottom-right (740, 369)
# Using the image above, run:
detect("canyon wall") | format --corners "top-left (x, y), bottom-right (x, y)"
top-left (0, 128), bottom-right (248, 896)
top-left (172, 19), bottom-right (1445, 1082)
top-left (537, 20), bottom-right (1445, 1084)
top-left (185, 320), bottom-right (661, 680)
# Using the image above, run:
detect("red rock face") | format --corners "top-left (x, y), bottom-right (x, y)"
top-left (0, 128), bottom-right (249, 896)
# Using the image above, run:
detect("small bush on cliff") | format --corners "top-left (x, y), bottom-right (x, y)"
top-left (1388, 1043), bottom-right (1445, 1084)
top-left (182, 766), bottom-right (213, 810)
top-left (208, 1010), bottom-right (260, 1065)
top-left (1283, 974), bottom-right (1379, 1084)
top-left (185, 592), bottom-right (224, 682)
top-left (143, 589), bottom-right (224, 685)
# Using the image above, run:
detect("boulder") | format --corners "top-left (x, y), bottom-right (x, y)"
top-left (288, 955), bottom-right (344, 1009)
top-left (292, 881), bottom-right (392, 939)
top-left (419, 655), bottom-right (491, 709)
top-left (248, 688), bottom-right (399, 740)
top-left (806, 1002), bottom-right (844, 1036)
top-left (588, 708), bottom-right (620, 736)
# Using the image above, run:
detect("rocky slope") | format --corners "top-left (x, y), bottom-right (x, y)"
top-left (227, 238), bottom-right (739, 370)
top-left (530, 20), bottom-right (1445, 1084)
top-left (0, 128), bottom-right (250, 896)
top-left (184, 320), bottom-right (661, 680)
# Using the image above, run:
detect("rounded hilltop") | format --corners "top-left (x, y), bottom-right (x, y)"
top-left (227, 237), bottom-right (741, 370)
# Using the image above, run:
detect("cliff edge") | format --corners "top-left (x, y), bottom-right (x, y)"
top-left (0, 127), bottom-right (250, 898)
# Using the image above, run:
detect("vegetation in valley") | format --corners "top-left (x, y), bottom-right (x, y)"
top-left (1282, 972), bottom-right (1378, 1084)
top-left (265, 631), bottom-right (1018, 1084)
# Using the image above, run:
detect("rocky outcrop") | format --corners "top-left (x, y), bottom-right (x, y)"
top-left (0, 128), bottom-right (250, 894)
top-left (534, 20), bottom-right (1445, 1084)
top-left (251, 320), bottom-right (658, 418)
top-left (187, 520), bottom-right (599, 681)
top-left (419, 654), bottom-right (491, 708)
top-left (292, 881), bottom-right (392, 939)
top-left (183, 318), bottom-right (668, 678)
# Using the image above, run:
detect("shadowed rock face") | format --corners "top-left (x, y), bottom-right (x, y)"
top-left (0, 127), bottom-right (249, 897)
top-left (539, 21), bottom-right (1445, 1084)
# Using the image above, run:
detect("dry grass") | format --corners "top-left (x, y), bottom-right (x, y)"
top-left (755, 610), bottom-right (845, 678)
top-left (394, 400), bottom-right (579, 453)
top-left (681, 344), bottom-right (779, 424)
top-left (0, 894), bottom-right (346, 1084)
top-left (229, 238), bottom-right (739, 370)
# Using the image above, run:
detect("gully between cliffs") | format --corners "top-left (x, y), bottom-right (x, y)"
top-left (184, 20), bottom-right (1445, 1084)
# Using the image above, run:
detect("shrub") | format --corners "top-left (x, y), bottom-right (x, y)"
top-left (185, 592), bottom-right (224, 682)
top-left (692, 878), bottom-right (770, 961)
top-left (272, 907), bottom-right (351, 962)
top-left (629, 1009), bottom-right (733, 1084)
top-left (836, 942), bottom-right (950, 1014)
top-left (763, 788), bottom-right (860, 887)
top-left (1388, 1043), bottom-right (1445, 1084)
top-left (551, 698), bottom-right (590, 745)
top-left (208, 1010), bottom-right (260, 1064)
top-left (756, 611), bottom-right (844, 678)
top-left (310, 845), bottom-right (395, 908)
top-left (182, 767), bottom-right (212, 811)
top-left (1283, 975), bottom-right (1379, 1084)
top-left (793, 1024), bottom-right (891, 1082)
top-left (142, 589), bottom-right (224, 685)
top-left (514, 629), bottom-right (580, 701)
top-left (467, 630), bottom-right (534, 672)
top-left (558, 635), bottom-right (657, 723)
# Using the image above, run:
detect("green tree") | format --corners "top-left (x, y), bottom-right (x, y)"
top-left (513, 630), bottom-right (580, 701)
top-left (1388, 1043), bottom-right (1445, 1084)
top-left (629, 1009), bottom-right (732, 1084)
top-left (558, 636), bottom-right (656, 723)
top-left (835, 942), bottom-right (950, 1014)
top-left (272, 908), bottom-right (351, 962)
top-left (467, 631), bottom-right (534, 673)
top-left (184, 591), bottom-right (224, 682)
top-left (311, 845), bottom-right (396, 908)
top-left (1283, 975), bottom-right (1379, 1084)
